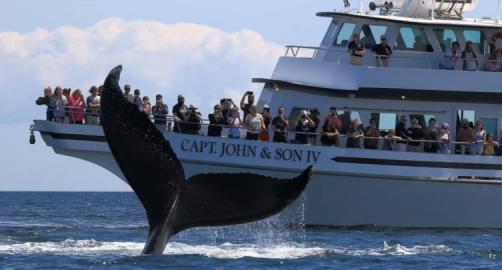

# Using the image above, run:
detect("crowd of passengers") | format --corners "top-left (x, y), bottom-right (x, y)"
top-left (36, 86), bottom-right (502, 156)
top-left (347, 33), bottom-right (502, 71)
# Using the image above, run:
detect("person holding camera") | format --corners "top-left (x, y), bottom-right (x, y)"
top-left (181, 104), bottom-right (202, 135)
top-left (240, 91), bottom-right (255, 119)
top-left (295, 110), bottom-right (315, 144)
top-left (244, 105), bottom-right (265, 140)
top-left (152, 94), bottom-right (169, 130)
top-left (208, 104), bottom-right (226, 137)
top-left (35, 87), bottom-right (54, 121)
top-left (221, 98), bottom-right (237, 120)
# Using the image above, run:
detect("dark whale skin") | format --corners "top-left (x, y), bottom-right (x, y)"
top-left (100, 65), bottom-right (312, 255)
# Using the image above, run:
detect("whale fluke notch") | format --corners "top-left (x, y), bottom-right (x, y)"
top-left (100, 65), bottom-right (312, 255)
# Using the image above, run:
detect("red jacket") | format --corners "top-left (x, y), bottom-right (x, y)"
top-left (68, 96), bottom-right (86, 122)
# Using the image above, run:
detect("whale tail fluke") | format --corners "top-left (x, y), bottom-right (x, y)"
top-left (100, 65), bottom-right (312, 255)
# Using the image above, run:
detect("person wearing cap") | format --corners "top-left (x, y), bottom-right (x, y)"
top-left (244, 105), bottom-right (265, 140)
top-left (348, 32), bottom-right (365, 65)
top-left (395, 115), bottom-right (409, 152)
top-left (294, 110), bottom-right (315, 144)
top-left (372, 35), bottom-right (392, 67)
top-left (456, 118), bottom-right (474, 155)
top-left (364, 118), bottom-right (380, 149)
top-left (152, 94), bottom-right (169, 131)
top-left (123, 84), bottom-right (134, 103)
top-left (85, 86), bottom-right (100, 125)
top-left (172, 95), bottom-right (188, 133)
top-left (272, 107), bottom-right (289, 143)
top-left (406, 118), bottom-right (424, 152)
top-left (181, 104), bottom-right (202, 135)
top-left (423, 118), bottom-right (439, 153)
top-left (240, 91), bottom-right (255, 119)
top-left (320, 109), bottom-right (340, 147)
top-left (208, 104), bottom-right (226, 137)
top-left (439, 123), bottom-right (452, 154)
top-left (346, 119), bottom-right (364, 148)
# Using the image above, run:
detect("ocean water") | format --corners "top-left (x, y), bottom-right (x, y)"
top-left (1, 192), bottom-right (502, 269)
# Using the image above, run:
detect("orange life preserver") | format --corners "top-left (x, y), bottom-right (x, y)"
top-left (490, 32), bottom-right (502, 55)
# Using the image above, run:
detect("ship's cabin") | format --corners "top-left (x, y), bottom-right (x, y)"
top-left (312, 12), bottom-right (502, 71)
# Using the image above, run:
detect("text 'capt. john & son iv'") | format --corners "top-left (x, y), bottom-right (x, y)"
top-left (181, 139), bottom-right (321, 163)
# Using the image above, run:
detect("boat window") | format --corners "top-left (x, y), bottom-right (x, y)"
top-left (480, 118), bottom-right (498, 139)
top-left (377, 113), bottom-right (397, 131)
top-left (457, 110), bottom-right (476, 130)
top-left (321, 22), bottom-right (338, 46)
top-left (434, 28), bottom-right (457, 51)
top-left (359, 24), bottom-right (388, 49)
top-left (334, 23), bottom-right (356, 47)
top-left (463, 29), bottom-right (489, 55)
top-left (395, 27), bottom-right (433, 52)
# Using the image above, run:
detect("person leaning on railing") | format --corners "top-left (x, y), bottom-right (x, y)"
top-left (462, 41), bottom-right (478, 71)
top-left (85, 86), bottom-right (101, 125)
top-left (52, 87), bottom-right (68, 123)
top-left (67, 89), bottom-right (86, 124)
top-left (348, 33), bottom-right (364, 66)
top-left (181, 105), bottom-right (202, 135)
top-left (372, 35), bottom-right (392, 67)
top-left (363, 118), bottom-right (380, 149)
top-left (271, 107), bottom-right (289, 143)
top-left (244, 105), bottom-right (265, 141)
top-left (320, 111), bottom-right (340, 146)
top-left (383, 129), bottom-right (401, 151)
top-left (346, 119), bottom-right (364, 148)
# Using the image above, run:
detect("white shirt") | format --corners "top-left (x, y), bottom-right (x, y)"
top-left (245, 113), bottom-right (263, 134)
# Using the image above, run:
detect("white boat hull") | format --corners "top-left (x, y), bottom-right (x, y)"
top-left (35, 120), bottom-right (502, 228)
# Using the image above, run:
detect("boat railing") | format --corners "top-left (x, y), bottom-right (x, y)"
top-left (43, 107), bottom-right (494, 155)
top-left (284, 45), bottom-right (502, 72)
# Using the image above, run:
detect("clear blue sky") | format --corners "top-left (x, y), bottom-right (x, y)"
top-left (0, 0), bottom-right (498, 191)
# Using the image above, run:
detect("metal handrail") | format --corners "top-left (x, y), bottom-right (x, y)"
top-left (284, 45), bottom-right (502, 71)
top-left (39, 106), bottom-right (496, 152)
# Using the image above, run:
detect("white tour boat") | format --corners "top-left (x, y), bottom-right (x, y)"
top-left (33, 0), bottom-right (502, 228)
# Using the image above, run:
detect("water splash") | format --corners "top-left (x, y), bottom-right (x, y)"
top-left (0, 239), bottom-right (457, 259)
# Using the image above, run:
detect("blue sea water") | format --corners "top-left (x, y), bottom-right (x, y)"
top-left (1, 192), bottom-right (502, 269)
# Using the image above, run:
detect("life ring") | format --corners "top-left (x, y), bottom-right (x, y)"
top-left (490, 32), bottom-right (502, 55)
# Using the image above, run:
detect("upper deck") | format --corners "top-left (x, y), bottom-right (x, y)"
top-left (255, 9), bottom-right (502, 102)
